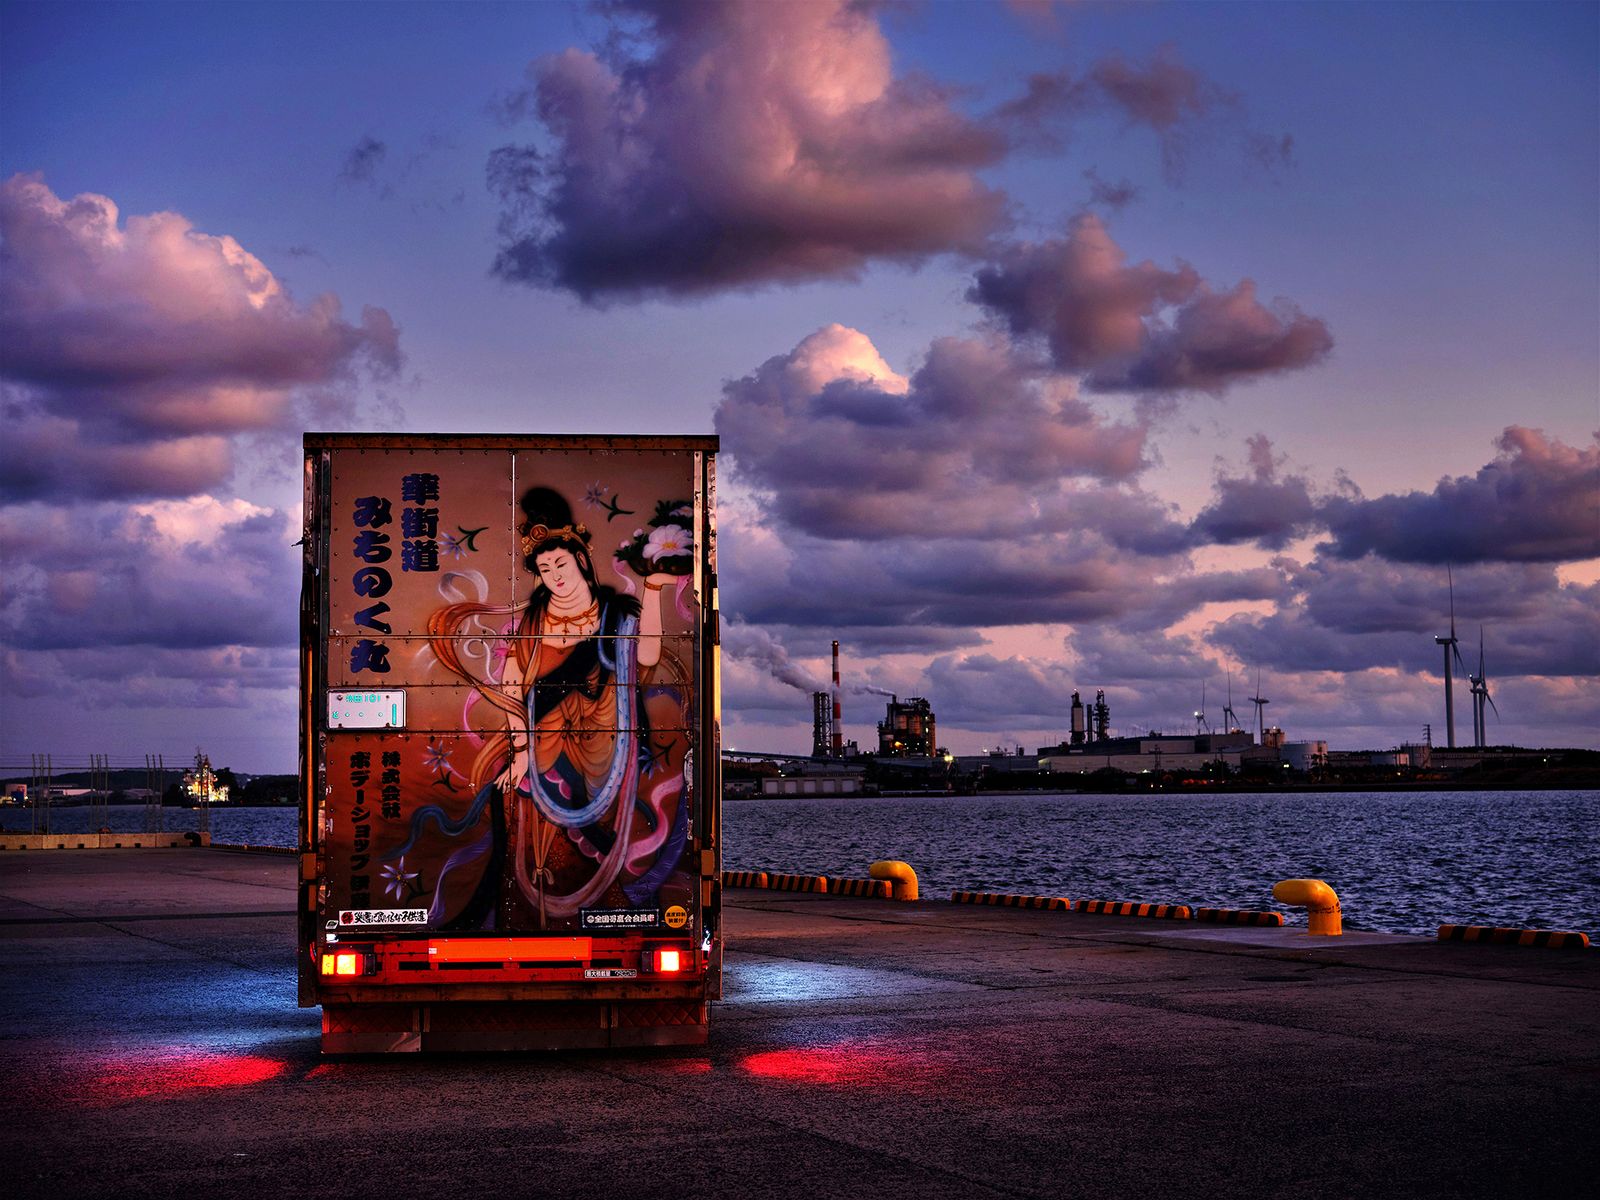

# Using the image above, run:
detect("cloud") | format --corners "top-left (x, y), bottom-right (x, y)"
top-left (489, 0), bottom-right (1008, 300)
top-left (1083, 169), bottom-right (1138, 212)
top-left (921, 653), bottom-right (1079, 729)
top-left (1189, 434), bottom-right (1318, 549)
top-left (714, 323), bottom-right (1302, 654)
top-left (969, 213), bottom-right (1332, 393)
top-left (717, 323), bottom-right (1151, 544)
top-left (1317, 428), bottom-right (1600, 564)
top-left (0, 496), bottom-right (300, 652)
top-left (993, 46), bottom-right (1229, 180)
top-left (1088, 45), bottom-right (1223, 133)
top-left (1208, 556), bottom-right (1600, 679)
top-left (0, 174), bottom-right (401, 504)
top-left (1245, 131), bottom-right (1295, 173)
top-left (339, 136), bottom-right (387, 185)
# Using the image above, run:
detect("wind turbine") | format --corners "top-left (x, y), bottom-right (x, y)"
top-left (1194, 681), bottom-right (1211, 736)
top-left (1434, 566), bottom-right (1468, 749)
top-left (1469, 627), bottom-right (1498, 749)
top-left (1249, 669), bottom-right (1270, 745)
top-left (1222, 672), bottom-right (1242, 734)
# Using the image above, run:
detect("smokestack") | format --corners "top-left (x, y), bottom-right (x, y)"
top-left (831, 640), bottom-right (843, 757)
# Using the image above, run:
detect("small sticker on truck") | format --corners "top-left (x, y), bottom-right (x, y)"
top-left (339, 908), bottom-right (429, 926)
top-left (584, 968), bottom-right (639, 980)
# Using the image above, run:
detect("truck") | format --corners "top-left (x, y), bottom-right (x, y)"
top-left (299, 433), bottom-right (721, 1052)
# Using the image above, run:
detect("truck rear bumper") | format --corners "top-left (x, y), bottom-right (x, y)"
top-left (321, 998), bottom-right (708, 1053)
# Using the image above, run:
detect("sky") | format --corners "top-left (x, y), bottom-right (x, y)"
top-left (1, 0), bottom-right (1596, 772)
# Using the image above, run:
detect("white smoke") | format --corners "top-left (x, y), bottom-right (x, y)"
top-left (722, 619), bottom-right (823, 693)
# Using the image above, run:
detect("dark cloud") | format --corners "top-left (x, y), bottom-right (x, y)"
top-left (1189, 434), bottom-right (1318, 549)
top-left (0, 174), bottom-right (401, 504)
top-left (3, 644), bottom-right (296, 709)
top-left (1245, 131), bottom-right (1295, 173)
top-left (1088, 45), bottom-right (1223, 133)
top-left (0, 496), bottom-right (299, 652)
top-left (1209, 556), bottom-right (1599, 679)
top-left (921, 653), bottom-right (1079, 729)
top-left (1317, 428), bottom-right (1600, 564)
top-left (969, 213), bottom-right (1332, 393)
top-left (339, 136), bottom-right (387, 185)
top-left (1084, 169), bottom-right (1138, 212)
top-left (1068, 625), bottom-right (1216, 685)
top-left (491, 0), bottom-right (1007, 301)
top-left (993, 47), bottom-right (1230, 180)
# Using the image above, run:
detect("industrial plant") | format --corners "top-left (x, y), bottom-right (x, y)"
top-left (725, 611), bottom-right (1593, 796)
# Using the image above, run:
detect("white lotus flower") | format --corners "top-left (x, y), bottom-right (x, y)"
top-left (643, 523), bottom-right (693, 561)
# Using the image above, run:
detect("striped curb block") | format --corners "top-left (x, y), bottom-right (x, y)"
top-left (763, 872), bottom-right (829, 893)
top-left (828, 877), bottom-right (895, 899)
top-left (1191, 907), bottom-right (1286, 926)
top-left (721, 870), bottom-right (770, 888)
top-left (1075, 899), bottom-right (1192, 919)
top-left (951, 890), bottom-right (1069, 910)
top-left (210, 843), bottom-right (296, 855)
top-left (1437, 924), bottom-right (1591, 950)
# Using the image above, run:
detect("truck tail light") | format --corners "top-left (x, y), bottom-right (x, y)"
top-left (642, 946), bottom-right (686, 974)
top-left (319, 948), bottom-right (374, 977)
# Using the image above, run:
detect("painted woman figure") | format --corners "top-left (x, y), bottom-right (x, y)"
top-left (391, 485), bottom-right (691, 931)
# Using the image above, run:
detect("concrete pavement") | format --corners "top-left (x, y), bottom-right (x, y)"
top-left (2, 849), bottom-right (1596, 1199)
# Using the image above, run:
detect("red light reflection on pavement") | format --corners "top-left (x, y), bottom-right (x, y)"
top-left (740, 1042), bottom-right (947, 1089)
top-left (83, 1051), bottom-right (287, 1104)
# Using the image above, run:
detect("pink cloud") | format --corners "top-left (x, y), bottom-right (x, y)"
top-left (0, 174), bottom-right (401, 502)
top-left (969, 213), bottom-right (1332, 393)
top-left (490, 0), bottom-right (1007, 300)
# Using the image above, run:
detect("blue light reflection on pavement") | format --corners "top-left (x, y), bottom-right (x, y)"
top-left (721, 956), bottom-right (983, 1004)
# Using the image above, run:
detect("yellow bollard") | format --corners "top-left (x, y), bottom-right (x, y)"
top-left (1272, 878), bottom-right (1342, 936)
top-left (868, 860), bottom-right (919, 902)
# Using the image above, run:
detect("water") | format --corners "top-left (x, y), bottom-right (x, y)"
top-left (723, 790), bottom-right (1600, 938)
top-left (7, 793), bottom-right (1597, 937)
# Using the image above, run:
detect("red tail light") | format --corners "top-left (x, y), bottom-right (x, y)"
top-left (641, 945), bottom-right (687, 974)
top-left (319, 947), bottom-right (373, 977)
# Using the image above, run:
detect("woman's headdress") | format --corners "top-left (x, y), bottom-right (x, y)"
top-left (519, 522), bottom-right (589, 557)
top-left (518, 486), bottom-right (591, 560)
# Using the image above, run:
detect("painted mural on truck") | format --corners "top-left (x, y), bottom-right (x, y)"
top-left (322, 449), bottom-right (701, 933)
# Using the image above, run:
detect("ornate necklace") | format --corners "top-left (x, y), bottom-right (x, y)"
top-left (543, 601), bottom-right (599, 633)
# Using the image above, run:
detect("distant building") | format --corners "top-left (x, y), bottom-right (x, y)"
top-left (1040, 732), bottom-right (1250, 776)
top-left (183, 752), bottom-right (230, 806)
top-left (877, 696), bottom-right (937, 757)
top-left (760, 758), bottom-right (867, 796)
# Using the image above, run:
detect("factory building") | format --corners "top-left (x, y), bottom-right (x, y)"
top-left (1039, 732), bottom-right (1253, 776)
top-left (878, 696), bottom-right (937, 757)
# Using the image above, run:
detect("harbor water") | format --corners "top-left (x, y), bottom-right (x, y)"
top-left (5, 790), bottom-right (1596, 937)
